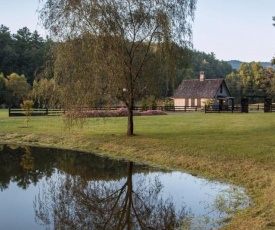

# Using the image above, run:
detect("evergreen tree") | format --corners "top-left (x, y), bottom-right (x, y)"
top-left (0, 25), bottom-right (50, 85)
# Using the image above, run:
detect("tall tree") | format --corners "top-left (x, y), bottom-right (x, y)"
top-left (225, 71), bottom-right (242, 103)
top-left (0, 73), bottom-right (6, 105)
top-left (250, 62), bottom-right (265, 94)
top-left (40, 0), bottom-right (197, 136)
top-left (13, 27), bottom-right (49, 84)
top-left (31, 78), bottom-right (60, 108)
top-left (271, 17), bottom-right (275, 65)
top-left (0, 25), bottom-right (18, 76)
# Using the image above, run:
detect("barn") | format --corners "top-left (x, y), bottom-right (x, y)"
top-left (171, 71), bottom-right (233, 109)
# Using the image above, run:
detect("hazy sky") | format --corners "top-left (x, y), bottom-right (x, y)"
top-left (1, 0), bottom-right (275, 62)
top-left (193, 0), bottom-right (275, 62)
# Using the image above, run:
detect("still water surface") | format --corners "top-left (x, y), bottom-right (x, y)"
top-left (0, 144), bottom-right (249, 229)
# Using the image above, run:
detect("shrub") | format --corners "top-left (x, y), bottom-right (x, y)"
top-left (65, 108), bottom-right (166, 118)
top-left (163, 99), bottom-right (174, 111)
top-left (20, 99), bottom-right (34, 127)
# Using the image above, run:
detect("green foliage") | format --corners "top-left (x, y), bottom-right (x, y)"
top-left (141, 98), bottom-right (148, 111)
top-left (31, 78), bottom-right (60, 108)
top-left (20, 99), bottom-right (34, 127)
top-left (202, 98), bottom-right (214, 106)
top-left (148, 96), bottom-right (157, 110)
top-left (163, 99), bottom-right (174, 111)
top-left (0, 73), bottom-right (6, 106)
top-left (176, 51), bottom-right (233, 85)
top-left (5, 73), bottom-right (31, 107)
top-left (225, 62), bottom-right (275, 103)
top-left (0, 24), bottom-right (50, 84)
top-left (140, 96), bottom-right (158, 110)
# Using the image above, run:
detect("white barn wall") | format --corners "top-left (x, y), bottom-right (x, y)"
top-left (174, 98), bottom-right (209, 107)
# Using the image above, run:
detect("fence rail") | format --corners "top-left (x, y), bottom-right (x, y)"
top-left (9, 108), bottom-right (65, 117)
top-left (9, 104), bottom-right (275, 117)
top-left (205, 104), bottom-right (275, 113)
top-left (89, 106), bottom-right (203, 112)
top-left (8, 106), bottom-right (204, 117)
top-left (205, 105), bottom-right (241, 113)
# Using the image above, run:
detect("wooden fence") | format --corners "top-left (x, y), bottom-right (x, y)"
top-left (8, 106), bottom-right (204, 117)
top-left (10, 104), bottom-right (275, 116)
top-left (9, 108), bottom-right (65, 117)
top-left (89, 105), bottom-right (203, 112)
top-left (205, 105), bottom-right (241, 113)
top-left (205, 104), bottom-right (275, 113)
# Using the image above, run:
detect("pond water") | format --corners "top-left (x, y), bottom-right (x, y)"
top-left (0, 144), bottom-right (249, 230)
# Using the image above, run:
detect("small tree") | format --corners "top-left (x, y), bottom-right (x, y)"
top-left (20, 99), bottom-right (34, 127)
top-left (148, 96), bottom-right (157, 110)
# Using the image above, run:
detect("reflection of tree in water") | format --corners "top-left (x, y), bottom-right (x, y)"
top-left (34, 162), bottom-right (189, 230)
top-left (0, 144), bottom-right (167, 191)
top-left (0, 145), bottom-right (55, 191)
top-left (20, 146), bottom-right (34, 170)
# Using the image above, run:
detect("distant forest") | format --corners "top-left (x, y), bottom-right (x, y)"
top-left (1, 24), bottom-right (275, 107)
top-left (0, 25), bottom-right (50, 84)
top-left (227, 60), bottom-right (273, 70)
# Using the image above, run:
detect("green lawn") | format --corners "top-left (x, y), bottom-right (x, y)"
top-left (1, 110), bottom-right (275, 229)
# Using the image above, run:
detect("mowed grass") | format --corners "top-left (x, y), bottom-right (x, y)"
top-left (1, 109), bottom-right (275, 229)
top-left (2, 110), bottom-right (275, 161)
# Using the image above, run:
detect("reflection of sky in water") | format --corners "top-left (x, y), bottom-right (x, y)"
top-left (132, 171), bottom-right (242, 220)
top-left (98, 170), bottom-right (248, 228)
top-left (0, 183), bottom-right (42, 230)
top-left (0, 170), bottom-right (248, 230)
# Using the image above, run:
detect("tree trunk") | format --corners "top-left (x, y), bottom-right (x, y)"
top-left (127, 108), bottom-right (134, 136)
top-left (126, 162), bottom-right (133, 230)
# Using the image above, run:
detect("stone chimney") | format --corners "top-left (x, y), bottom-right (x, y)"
top-left (200, 71), bottom-right (205, 81)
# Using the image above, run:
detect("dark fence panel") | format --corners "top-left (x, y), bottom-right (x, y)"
top-left (205, 105), bottom-right (241, 113)
top-left (204, 104), bottom-right (275, 113)
top-left (9, 108), bottom-right (65, 117)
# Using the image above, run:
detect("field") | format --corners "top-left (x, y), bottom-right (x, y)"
top-left (1, 109), bottom-right (275, 229)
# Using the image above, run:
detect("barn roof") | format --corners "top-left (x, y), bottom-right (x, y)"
top-left (172, 79), bottom-right (224, 98)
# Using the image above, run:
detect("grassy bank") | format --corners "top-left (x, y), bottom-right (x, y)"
top-left (1, 109), bottom-right (275, 229)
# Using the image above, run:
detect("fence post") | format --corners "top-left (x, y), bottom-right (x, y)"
top-left (9, 107), bottom-right (11, 117)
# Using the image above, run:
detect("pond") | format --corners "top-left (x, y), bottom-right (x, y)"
top-left (0, 144), bottom-right (250, 230)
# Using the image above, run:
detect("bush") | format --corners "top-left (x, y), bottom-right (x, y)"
top-left (20, 99), bottom-right (34, 127)
top-left (65, 108), bottom-right (166, 118)
top-left (163, 99), bottom-right (174, 111)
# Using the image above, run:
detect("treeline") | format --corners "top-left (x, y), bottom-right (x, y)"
top-left (180, 51), bottom-right (233, 80)
top-left (225, 62), bottom-right (275, 103)
top-left (0, 73), bottom-right (59, 108)
top-left (0, 25), bottom-right (234, 108)
top-left (0, 24), bottom-right (50, 84)
top-left (1, 24), bottom-right (274, 108)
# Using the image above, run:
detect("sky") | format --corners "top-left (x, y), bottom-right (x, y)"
top-left (1, 0), bottom-right (275, 62)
